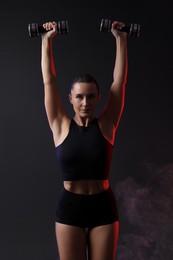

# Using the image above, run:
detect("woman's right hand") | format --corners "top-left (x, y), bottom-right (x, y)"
top-left (111, 21), bottom-right (127, 39)
top-left (41, 21), bottom-right (57, 40)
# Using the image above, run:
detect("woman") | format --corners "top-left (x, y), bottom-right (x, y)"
top-left (41, 20), bottom-right (127, 260)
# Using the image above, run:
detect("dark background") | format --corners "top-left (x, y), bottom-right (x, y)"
top-left (0, 0), bottom-right (173, 259)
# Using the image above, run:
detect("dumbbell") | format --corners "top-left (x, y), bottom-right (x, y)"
top-left (28, 20), bottom-right (69, 37)
top-left (100, 18), bottom-right (140, 38)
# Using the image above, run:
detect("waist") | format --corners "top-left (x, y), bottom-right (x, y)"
top-left (64, 179), bottom-right (109, 195)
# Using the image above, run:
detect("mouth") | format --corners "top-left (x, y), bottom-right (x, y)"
top-left (81, 109), bottom-right (91, 113)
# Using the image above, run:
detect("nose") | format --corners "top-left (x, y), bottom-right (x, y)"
top-left (82, 97), bottom-right (88, 106)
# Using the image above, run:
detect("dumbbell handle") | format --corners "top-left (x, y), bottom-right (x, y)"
top-left (28, 21), bottom-right (69, 37)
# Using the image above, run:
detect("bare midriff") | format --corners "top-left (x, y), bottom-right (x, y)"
top-left (64, 179), bottom-right (109, 195)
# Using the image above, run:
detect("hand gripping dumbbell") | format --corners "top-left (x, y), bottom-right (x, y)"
top-left (100, 18), bottom-right (140, 38)
top-left (28, 20), bottom-right (69, 37)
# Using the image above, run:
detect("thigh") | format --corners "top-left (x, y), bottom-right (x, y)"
top-left (87, 221), bottom-right (119, 260)
top-left (55, 222), bottom-right (87, 260)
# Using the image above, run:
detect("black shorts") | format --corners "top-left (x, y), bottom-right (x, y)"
top-left (55, 186), bottom-right (119, 228)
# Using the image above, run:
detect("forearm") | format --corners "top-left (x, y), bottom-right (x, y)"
top-left (113, 34), bottom-right (128, 86)
top-left (41, 37), bottom-right (56, 85)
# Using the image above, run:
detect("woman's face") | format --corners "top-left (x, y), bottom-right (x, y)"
top-left (69, 82), bottom-right (100, 118)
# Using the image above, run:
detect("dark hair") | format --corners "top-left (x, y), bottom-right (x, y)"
top-left (71, 74), bottom-right (100, 94)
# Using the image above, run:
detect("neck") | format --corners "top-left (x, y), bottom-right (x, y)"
top-left (73, 115), bottom-right (94, 127)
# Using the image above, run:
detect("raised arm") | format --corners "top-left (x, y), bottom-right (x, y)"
top-left (100, 21), bottom-right (128, 132)
top-left (41, 22), bottom-right (70, 143)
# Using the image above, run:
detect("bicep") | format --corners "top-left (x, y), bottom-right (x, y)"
top-left (44, 81), bottom-right (68, 131)
top-left (100, 83), bottom-right (125, 129)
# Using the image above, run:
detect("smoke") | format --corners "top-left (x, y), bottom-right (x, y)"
top-left (115, 163), bottom-right (173, 260)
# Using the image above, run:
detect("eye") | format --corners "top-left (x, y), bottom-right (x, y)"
top-left (76, 94), bottom-right (83, 99)
top-left (88, 94), bottom-right (96, 99)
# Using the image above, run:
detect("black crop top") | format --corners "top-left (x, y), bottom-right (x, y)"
top-left (55, 118), bottom-right (113, 181)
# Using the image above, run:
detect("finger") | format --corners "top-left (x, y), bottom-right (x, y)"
top-left (43, 22), bottom-right (57, 31)
top-left (112, 21), bottom-right (125, 30)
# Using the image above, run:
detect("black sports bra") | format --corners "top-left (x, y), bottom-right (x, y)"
top-left (55, 118), bottom-right (113, 181)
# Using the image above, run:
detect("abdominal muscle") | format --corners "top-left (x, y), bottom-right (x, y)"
top-left (64, 179), bottom-right (109, 195)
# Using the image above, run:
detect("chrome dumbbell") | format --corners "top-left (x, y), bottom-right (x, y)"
top-left (100, 18), bottom-right (140, 38)
top-left (28, 20), bottom-right (69, 37)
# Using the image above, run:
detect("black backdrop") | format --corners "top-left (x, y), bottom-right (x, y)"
top-left (0, 0), bottom-right (173, 259)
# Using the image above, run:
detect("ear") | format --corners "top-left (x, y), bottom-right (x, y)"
top-left (98, 93), bottom-right (101, 101)
top-left (69, 93), bottom-right (72, 104)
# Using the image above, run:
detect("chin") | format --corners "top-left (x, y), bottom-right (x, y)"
top-left (80, 112), bottom-right (93, 118)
